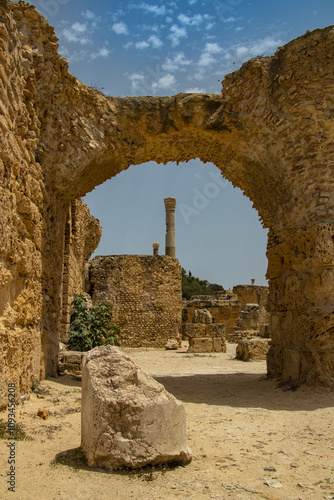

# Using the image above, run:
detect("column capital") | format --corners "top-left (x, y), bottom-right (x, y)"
top-left (164, 197), bottom-right (176, 210)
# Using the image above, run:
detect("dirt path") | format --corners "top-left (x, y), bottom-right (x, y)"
top-left (1, 344), bottom-right (334, 499)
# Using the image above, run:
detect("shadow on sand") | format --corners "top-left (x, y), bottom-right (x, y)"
top-left (153, 372), bottom-right (334, 412)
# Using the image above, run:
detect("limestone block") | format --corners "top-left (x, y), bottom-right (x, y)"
top-left (81, 346), bottom-right (192, 469)
top-left (212, 323), bottom-right (225, 338)
top-left (165, 338), bottom-right (179, 350)
top-left (183, 323), bottom-right (211, 338)
top-left (192, 308), bottom-right (212, 324)
top-left (236, 338), bottom-right (271, 361)
top-left (187, 337), bottom-right (213, 353)
top-left (213, 337), bottom-right (227, 353)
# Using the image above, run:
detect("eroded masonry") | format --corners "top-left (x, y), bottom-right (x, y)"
top-left (1, 0), bottom-right (334, 407)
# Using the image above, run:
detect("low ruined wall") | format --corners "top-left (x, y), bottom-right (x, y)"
top-left (233, 285), bottom-right (268, 310)
top-left (233, 285), bottom-right (269, 325)
top-left (88, 255), bottom-right (182, 347)
top-left (182, 292), bottom-right (241, 335)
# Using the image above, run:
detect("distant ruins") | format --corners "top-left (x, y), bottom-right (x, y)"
top-left (1, 0), bottom-right (334, 407)
top-left (182, 286), bottom-right (270, 353)
top-left (85, 197), bottom-right (182, 349)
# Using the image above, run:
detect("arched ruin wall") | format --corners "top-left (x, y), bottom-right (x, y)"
top-left (0, 1), bottom-right (48, 406)
top-left (0, 0), bottom-right (334, 407)
top-left (0, 1), bottom-right (102, 407)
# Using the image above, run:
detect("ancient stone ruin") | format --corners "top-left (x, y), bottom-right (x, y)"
top-left (183, 307), bottom-right (227, 353)
top-left (81, 346), bottom-right (192, 469)
top-left (1, 0), bottom-right (334, 407)
top-left (182, 285), bottom-right (269, 345)
top-left (87, 254), bottom-right (182, 348)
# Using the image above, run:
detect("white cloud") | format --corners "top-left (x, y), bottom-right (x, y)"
top-left (205, 22), bottom-right (215, 31)
top-left (62, 22), bottom-right (90, 44)
top-left (91, 47), bottom-right (111, 59)
top-left (112, 22), bottom-right (128, 35)
top-left (178, 13), bottom-right (203, 26)
top-left (99, 48), bottom-right (110, 57)
top-left (198, 52), bottom-right (215, 67)
top-left (152, 73), bottom-right (176, 92)
top-left (169, 25), bottom-right (187, 47)
top-left (205, 42), bottom-right (223, 54)
top-left (129, 72), bottom-right (145, 92)
top-left (249, 36), bottom-right (283, 56)
top-left (162, 52), bottom-right (191, 71)
top-left (234, 37), bottom-right (283, 60)
top-left (72, 22), bottom-right (87, 33)
top-left (197, 42), bottom-right (223, 67)
top-left (82, 10), bottom-right (95, 20)
top-left (236, 45), bottom-right (248, 57)
top-left (148, 35), bottom-right (163, 48)
top-left (186, 87), bottom-right (206, 93)
top-left (135, 41), bottom-right (150, 49)
top-left (132, 35), bottom-right (163, 50)
top-left (137, 3), bottom-right (166, 15)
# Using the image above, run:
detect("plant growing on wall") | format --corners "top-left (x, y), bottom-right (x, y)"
top-left (68, 295), bottom-right (122, 352)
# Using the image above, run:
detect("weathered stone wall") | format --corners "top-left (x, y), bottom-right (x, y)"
top-left (233, 285), bottom-right (268, 313)
top-left (1, 0), bottom-right (334, 407)
top-left (88, 255), bottom-right (182, 347)
top-left (0, 1), bottom-right (52, 406)
top-left (60, 200), bottom-right (101, 342)
top-left (0, 2), bottom-right (103, 408)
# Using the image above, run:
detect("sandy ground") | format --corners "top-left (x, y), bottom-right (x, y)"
top-left (1, 343), bottom-right (334, 500)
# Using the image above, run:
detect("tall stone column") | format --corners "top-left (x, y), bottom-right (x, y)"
top-left (164, 198), bottom-right (176, 258)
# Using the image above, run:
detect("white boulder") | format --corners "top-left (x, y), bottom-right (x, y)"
top-left (81, 345), bottom-right (192, 469)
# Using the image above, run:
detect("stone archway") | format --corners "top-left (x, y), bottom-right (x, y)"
top-left (0, 1), bottom-right (334, 406)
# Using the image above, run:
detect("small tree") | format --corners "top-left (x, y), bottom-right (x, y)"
top-left (68, 295), bottom-right (122, 352)
top-left (181, 268), bottom-right (224, 300)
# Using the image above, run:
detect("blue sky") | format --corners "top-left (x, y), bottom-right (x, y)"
top-left (31, 0), bottom-right (333, 287)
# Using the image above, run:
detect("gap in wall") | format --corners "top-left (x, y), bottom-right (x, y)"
top-left (83, 159), bottom-right (268, 289)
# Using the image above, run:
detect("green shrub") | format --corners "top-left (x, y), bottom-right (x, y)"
top-left (68, 295), bottom-right (122, 352)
